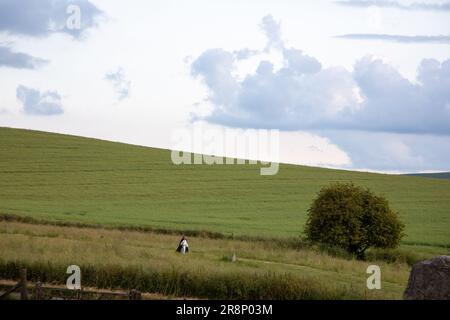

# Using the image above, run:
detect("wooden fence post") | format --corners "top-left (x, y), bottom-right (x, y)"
top-left (129, 290), bottom-right (141, 300)
top-left (76, 289), bottom-right (82, 300)
top-left (35, 281), bottom-right (43, 300)
top-left (20, 268), bottom-right (28, 300)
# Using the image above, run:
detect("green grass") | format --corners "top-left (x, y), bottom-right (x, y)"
top-left (1, 127), bottom-right (450, 248)
top-left (1, 220), bottom-right (426, 299)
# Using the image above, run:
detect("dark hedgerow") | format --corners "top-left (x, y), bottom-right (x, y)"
top-left (304, 182), bottom-right (405, 259)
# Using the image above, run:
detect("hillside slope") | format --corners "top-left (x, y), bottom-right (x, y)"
top-left (0, 127), bottom-right (449, 247)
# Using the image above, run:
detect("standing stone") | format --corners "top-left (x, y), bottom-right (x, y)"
top-left (404, 255), bottom-right (450, 300)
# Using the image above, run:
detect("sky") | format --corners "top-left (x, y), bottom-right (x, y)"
top-left (0, 0), bottom-right (450, 173)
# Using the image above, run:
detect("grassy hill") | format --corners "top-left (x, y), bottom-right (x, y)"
top-left (1, 127), bottom-right (449, 248)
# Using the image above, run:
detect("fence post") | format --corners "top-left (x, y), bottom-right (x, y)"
top-left (76, 289), bottom-right (82, 300)
top-left (129, 290), bottom-right (141, 300)
top-left (35, 281), bottom-right (42, 300)
top-left (20, 268), bottom-right (28, 300)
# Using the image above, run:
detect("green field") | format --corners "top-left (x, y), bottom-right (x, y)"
top-left (1, 126), bottom-right (450, 299)
top-left (1, 219), bottom-right (443, 300)
top-left (1, 127), bottom-right (449, 248)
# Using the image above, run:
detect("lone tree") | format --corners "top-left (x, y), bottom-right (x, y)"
top-left (304, 182), bottom-right (404, 259)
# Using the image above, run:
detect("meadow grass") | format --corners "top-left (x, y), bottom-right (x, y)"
top-left (0, 220), bottom-right (423, 299)
top-left (0, 127), bottom-right (449, 249)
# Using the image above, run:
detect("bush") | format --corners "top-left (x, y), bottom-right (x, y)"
top-left (304, 182), bottom-right (404, 259)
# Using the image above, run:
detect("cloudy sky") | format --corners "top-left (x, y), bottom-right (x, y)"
top-left (1, 0), bottom-right (449, 173)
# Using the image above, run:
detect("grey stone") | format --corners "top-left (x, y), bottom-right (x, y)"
top-left (404, 255), bottom-right (450, 300)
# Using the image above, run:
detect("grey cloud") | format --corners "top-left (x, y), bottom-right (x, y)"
top-left (16, 85), bottom-right (64, 115)
top-left (193, 50), bottom-right (361, 130)
top-left (0, 45), bottom-right (47, 69)
top-left (328, 130), bottom-right (450, 171)
top-left (335, 1), bottom-right (450, 11)
top-left (350, 56), bottom-right (450, 135)
top-left (0, 0), bottom-right (103, 38)
top-left (191, 49), bottom-right (238, 108)
top-left (336, 34), bottom-right (450, 44)
top-left (190, 16), bottom-right (450, 135)
top-left (105, 68), bottom-right (131, 101)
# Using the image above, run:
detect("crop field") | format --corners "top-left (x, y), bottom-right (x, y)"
top-left (0, 127), bottom-right (449, 247)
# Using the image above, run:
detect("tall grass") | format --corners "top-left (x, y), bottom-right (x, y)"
top-left (0, 220), bottom-right (417, 299)
top-left (0, 259), bottom-right (364, 300)
top-left (1, 213), bottom-right (441, 266)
